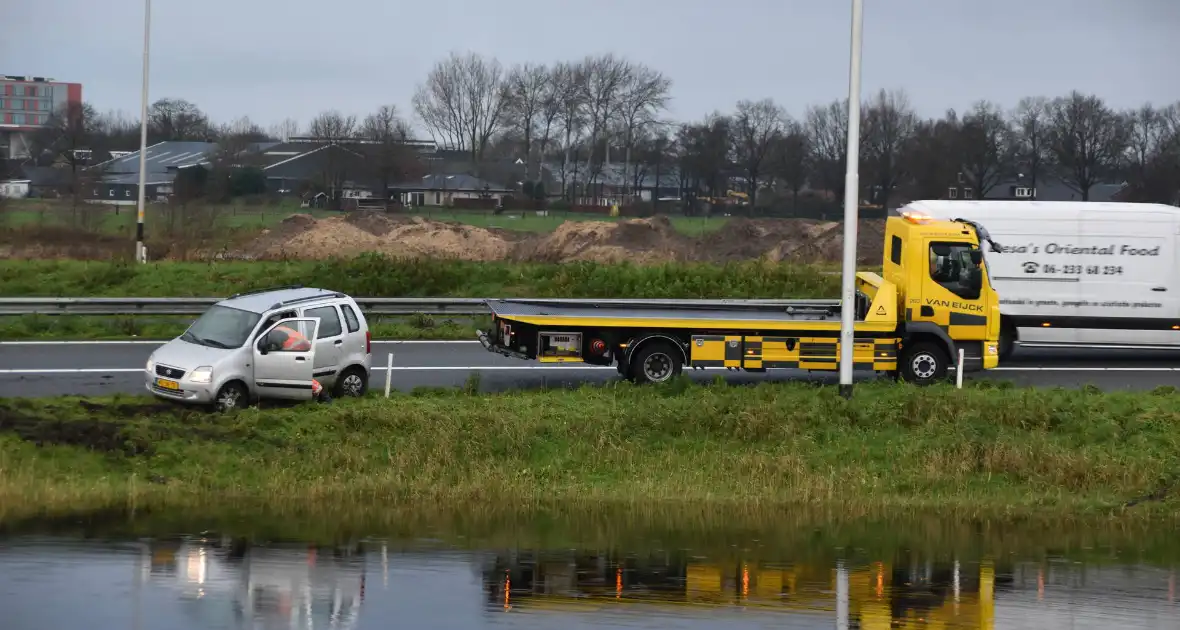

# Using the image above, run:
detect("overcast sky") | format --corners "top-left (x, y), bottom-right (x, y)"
top-left (4, 0), bottom-right (1177, 134)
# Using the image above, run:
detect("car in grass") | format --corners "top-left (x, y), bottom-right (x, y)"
top-left (145, 286), bottom-right (372, 411)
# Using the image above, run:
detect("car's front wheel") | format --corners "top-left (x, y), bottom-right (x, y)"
top-left (213, 381), bottom-right (248, 412)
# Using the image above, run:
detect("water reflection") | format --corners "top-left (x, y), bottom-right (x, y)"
top-left (1, 531), bottom-right (1179, 628)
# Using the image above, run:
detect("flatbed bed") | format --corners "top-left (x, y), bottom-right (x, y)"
top-left (484, 299), bottom-right (847, 325)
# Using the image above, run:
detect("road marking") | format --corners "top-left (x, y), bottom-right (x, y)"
top-left (2, 366), bottom-right (1179, 376)
top-left (1019, 343), bottom-right (1180, 351)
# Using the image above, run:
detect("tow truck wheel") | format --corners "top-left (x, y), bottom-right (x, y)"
top-left (628, 341), bottom-right (683, 384)
top-left (899, 342), bottom-right (949, 386)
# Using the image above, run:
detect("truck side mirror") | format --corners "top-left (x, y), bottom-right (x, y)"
top-left (970, 250), bottom-right (983, 265)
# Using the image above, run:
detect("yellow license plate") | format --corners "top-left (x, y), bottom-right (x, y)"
top-left (156, 378), bottom-right (180, 390)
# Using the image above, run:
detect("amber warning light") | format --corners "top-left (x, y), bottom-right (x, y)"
top-left (899, 211), bottom-right (932, 224)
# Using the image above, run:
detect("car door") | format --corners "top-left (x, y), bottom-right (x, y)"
top-left (301, 304), bottom-right (345, 382)
top-left (253, 317), bottom-right (319, 400)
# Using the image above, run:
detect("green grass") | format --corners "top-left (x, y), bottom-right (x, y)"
top-left (0, 314), bottom-right (484, 341)
top-left (0, 255), bottom-right (839, 298)
top-left (3, 380), bottom-right (1180, 518)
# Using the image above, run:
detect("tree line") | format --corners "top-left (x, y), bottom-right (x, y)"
top-left (21, 50), bottom-right (1180, 208)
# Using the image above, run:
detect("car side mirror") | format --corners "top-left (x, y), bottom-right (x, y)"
top-left (969, 250), bottom-right (983, 265)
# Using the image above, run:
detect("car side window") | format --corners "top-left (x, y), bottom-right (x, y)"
top-left (304, 305), bottom-right (343, 339)
top-left (340, 303), bottom-right (360, 333)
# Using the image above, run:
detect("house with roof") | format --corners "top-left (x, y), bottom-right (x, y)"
top-left (85, 140), bottom-right (219, 205)
top-left (943, 172), bottom-right (1127, 203)
top-left (390, 173), bottom-right (513, 208)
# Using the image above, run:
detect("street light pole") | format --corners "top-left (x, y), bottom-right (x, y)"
top-left (135, 0), bottom-right (151, 263)
top-left (838, 0), bottom-right (865, 398)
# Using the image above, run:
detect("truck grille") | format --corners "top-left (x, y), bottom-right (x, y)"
top-left (155, 364), bottom-right (185, 379)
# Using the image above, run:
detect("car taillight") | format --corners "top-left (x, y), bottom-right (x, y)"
top-left (365, 330), bottom-right (371, 354)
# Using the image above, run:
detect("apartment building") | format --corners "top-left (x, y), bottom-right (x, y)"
top-left (0, 75), bottom-right (83, 159)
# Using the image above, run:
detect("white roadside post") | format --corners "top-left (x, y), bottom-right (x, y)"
top-left (956, 348), bottom-right (965, 389)
top-left (838, 0), bottom-right (865, 399)
top-left (134, 0), bottom-right (152, 264)
top-left (384, 351), bottom-right (393, 397)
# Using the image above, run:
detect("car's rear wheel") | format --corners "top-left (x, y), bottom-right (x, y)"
top-left (334, 366), bottom-right (369, 398)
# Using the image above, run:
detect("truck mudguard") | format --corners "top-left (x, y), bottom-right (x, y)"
top-left (901, 321), bottom-right (957, 360)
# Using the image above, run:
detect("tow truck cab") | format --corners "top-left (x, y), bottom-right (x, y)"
top-left (477, 211), bottom-right (1001, 385)
top-left (885, 210), bottom-right (1003, 374)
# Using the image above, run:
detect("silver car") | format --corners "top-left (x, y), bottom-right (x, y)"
top-left (144, 286), bottom-right (373, 411)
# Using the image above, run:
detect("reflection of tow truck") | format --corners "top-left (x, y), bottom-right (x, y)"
top-left (482, 548), bottom-right (999, 628)
top-left (478, 211), bottom-right (1003, 385)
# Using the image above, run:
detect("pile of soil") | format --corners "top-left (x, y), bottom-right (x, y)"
top-left (707, 218), bottom-right (886, 264)
top-left (242, 212), bottom-right (518, 261)
top-left (512, 215), bottom-right (695, 264)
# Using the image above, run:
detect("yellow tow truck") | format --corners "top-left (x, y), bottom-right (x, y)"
top-left (476, 211), bottom-right (1004, 385)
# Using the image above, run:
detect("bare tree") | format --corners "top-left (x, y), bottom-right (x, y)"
top-left (1010, 96), bottom-right (1052, 192)
top-left (412, 51), bottom-right (510, 163)
top-left (552, 61), bottom-right (588, 200)
top-left (730, 98), bottom-right (785, 205)
top-left (148, 97), bottom-right (211, 142)
top-left (676, 113), bottom-right (733, 210)
top-left (578, 53), bottom-right (633, 194)
top-left (805, 99), bottom-right (849, 205)
top-left (613, 64), bottom-right (672, 196)
top-left (957, 100), bottom-right (1014, 199)
top-left (504, 62), bottom-right (550, 180)
top-left (307, 110), bottom-right (358, 142)
top-left (269, 118), bottom-right (300, 142)
top-left (904, 111), bottom-right (963, 200)
top-left (861, 89), bottom-right (917, 209)
top-left (361, 104), bottom-right (420, 205)
top-left (305, 110), bottom-right (361, 206)
top-left (1121, 102), bottom-right (1180, 204)
top-left (28, 101), bottom-right (101, 216)
top-left (771, 120), bottom-right (813, 208)
top-left (1046, 91), bottom-right (1129, 200)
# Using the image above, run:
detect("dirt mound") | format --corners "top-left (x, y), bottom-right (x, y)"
top-left (242, 212), bottom-right (516, 261)
top-left (376, 216), bottom-right (515, 260)
top-left (708, 218), bottom-right (886, 264)
top-left (513, 215), bottom-right (694, 264)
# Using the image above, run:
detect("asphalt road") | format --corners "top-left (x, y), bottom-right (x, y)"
top-left (1, 339), bottom-right (1179, 398)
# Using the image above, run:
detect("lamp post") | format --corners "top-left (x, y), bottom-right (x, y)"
top-left (837, 0), bottom-right (865, 398)
top-left (134, 0), bottom-right (151, 263)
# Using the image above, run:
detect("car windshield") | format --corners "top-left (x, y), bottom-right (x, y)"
top-left (181, 305), bottom-right (261, 349)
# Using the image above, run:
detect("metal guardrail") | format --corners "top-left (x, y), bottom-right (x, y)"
top-left (0, 297), bottom-right (841, 317)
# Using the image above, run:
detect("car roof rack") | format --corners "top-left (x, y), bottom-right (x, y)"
top-left (270, 291), bottom-right (346, 310)
top-left (230, 284), bottom-right (304, 299)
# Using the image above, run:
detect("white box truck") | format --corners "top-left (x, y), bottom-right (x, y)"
top-left (895, 200), bottom-right (1180, 358)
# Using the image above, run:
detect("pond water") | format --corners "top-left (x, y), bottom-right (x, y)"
top-left (1, 508), bottom-right (1178, 629)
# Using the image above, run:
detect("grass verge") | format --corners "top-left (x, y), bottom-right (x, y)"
top-left (3, 380), bottom-right (1179, 518)
top-left (0, 314), bottom-right (486, 342)
top-left (0, 255), bottom-right (839, 298)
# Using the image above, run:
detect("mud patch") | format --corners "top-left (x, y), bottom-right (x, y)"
top-left (0, 399), bottom-right (258, 457)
